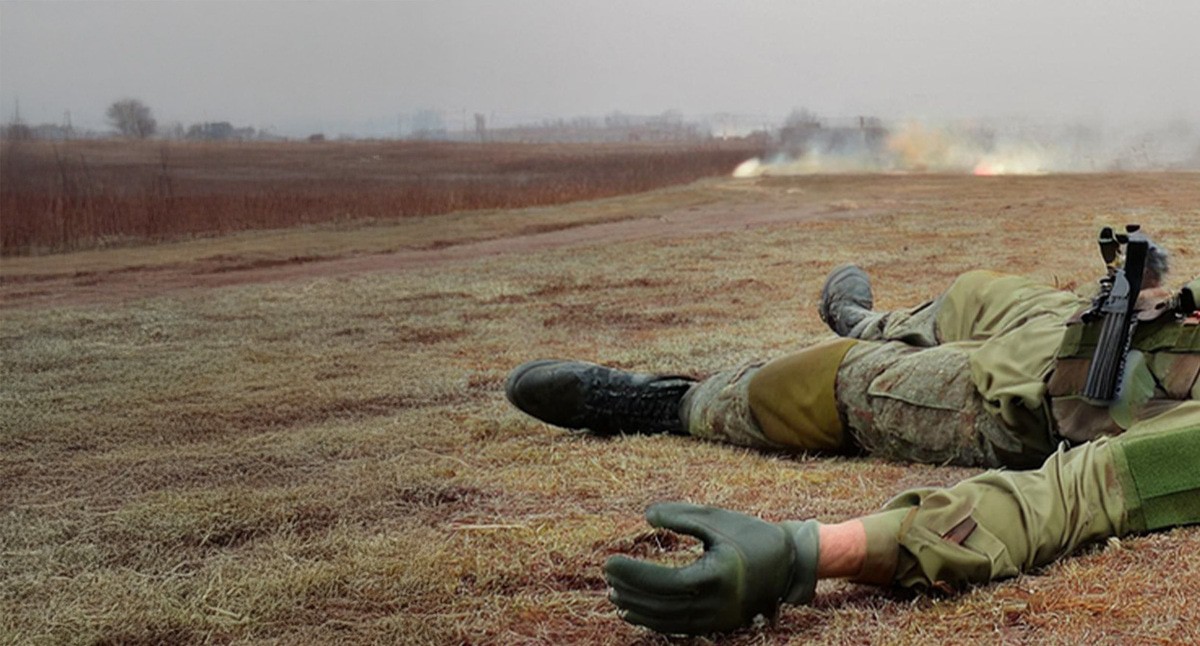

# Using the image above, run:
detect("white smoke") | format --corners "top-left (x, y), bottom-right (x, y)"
top-left (733, 117), bottom-right (1200, 177)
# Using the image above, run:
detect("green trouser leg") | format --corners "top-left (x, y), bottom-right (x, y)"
top-left (856, 414), bottom-right (1200, 590)
top-left (850, 295), bottom-right (943, 346)
top-left (850, 270), bottom-right (1086, 347)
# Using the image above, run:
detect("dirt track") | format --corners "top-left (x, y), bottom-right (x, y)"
top-left (0, 198), bottom-right (864, 309)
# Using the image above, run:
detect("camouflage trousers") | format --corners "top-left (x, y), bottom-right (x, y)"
top-left (681, 271), bottom-right (1069, 468)
top-left (681, 342), bottom-right (1017, 468)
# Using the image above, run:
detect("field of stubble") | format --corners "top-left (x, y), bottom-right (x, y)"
top-left (2, 170), bottom-right (1199, 645)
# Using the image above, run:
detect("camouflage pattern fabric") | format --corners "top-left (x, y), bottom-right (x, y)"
top-left (849, 295), bottom-right (943, 348)
top-left (681, 361), bottom-right (782, 449)
top-left (683, 270), bottom-right (1195, 468)
top-left (835, 341), bottom-right (1015, 468)
top-left (852, 270), bottom-right (1197, 454)
top-left (682, 340), bottom-right (856, 452)
top-left (855, 271), bottom-right (1083, 438)
top-left (686, 271), bottom-right (1075, 466)
top-left (682, 339), bottom-right (1025, 466)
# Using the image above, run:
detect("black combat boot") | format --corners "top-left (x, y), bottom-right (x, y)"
top-left (818, 264), bottom-right (874, 336)
top-left (504, 360), bottom-right (695, 435)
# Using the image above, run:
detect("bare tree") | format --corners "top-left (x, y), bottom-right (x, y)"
top-left (106, 98), bottom-right (157, 138)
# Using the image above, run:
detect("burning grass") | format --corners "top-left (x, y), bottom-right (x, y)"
top-left (2, 173), bottom-right (1199, 644)
top-left (0, 139), bottom-right (758, 255)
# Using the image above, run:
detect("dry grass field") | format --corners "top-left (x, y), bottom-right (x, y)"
top-left (0, 139), bottom-right (757, 255)
top-left (2, 167), bottom-right (1199, 644)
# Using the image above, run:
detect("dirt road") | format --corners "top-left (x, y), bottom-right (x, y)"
top-left (0, 196), bottom-right (864, 309)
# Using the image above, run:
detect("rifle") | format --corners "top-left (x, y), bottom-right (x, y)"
top-left (1081, 225), bottom-right (1149, 403)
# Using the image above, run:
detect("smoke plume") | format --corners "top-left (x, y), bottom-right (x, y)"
top-left (733, 118), bottom-right (1200, 177)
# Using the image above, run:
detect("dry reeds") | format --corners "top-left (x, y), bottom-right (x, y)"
top-left (0, 139), bottom-right (759, 255)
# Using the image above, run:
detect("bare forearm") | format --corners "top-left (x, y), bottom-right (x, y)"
top-left (816, 519), bottom-right (867, 578)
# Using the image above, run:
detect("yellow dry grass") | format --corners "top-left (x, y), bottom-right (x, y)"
top-left (2, 173), bottom-right (1199, 645)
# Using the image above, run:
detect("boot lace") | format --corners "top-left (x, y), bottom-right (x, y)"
top-left (582, 370), bottom-right (692, 434)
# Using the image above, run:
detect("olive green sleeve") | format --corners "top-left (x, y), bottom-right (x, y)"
top-left (855, 421), bottom-right (1200, 591)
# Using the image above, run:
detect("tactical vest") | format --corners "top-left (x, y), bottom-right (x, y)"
top-left (1048, 303), bottom-right (1200, 443)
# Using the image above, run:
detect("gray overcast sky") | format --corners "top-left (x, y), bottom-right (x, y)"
top-left (1, 1), bottom-right (1197, 136)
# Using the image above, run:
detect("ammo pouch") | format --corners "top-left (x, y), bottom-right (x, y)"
top-left (1047, 308), bottom-right (1200, 443)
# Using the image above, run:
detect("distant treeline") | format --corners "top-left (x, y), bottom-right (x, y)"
top-left (1, 120), bottom-right (282, 143)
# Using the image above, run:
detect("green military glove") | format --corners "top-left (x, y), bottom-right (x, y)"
top-left (603, 502), bottom-right (820, 635)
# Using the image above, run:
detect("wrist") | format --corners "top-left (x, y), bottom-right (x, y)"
top-left (816, 519), bottom-right (868, 579)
